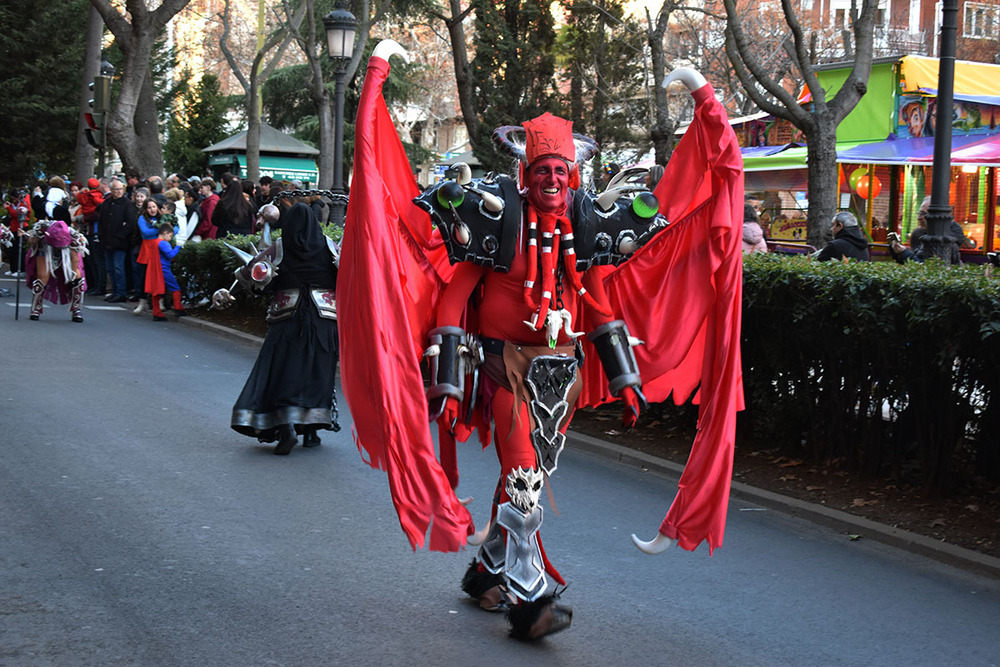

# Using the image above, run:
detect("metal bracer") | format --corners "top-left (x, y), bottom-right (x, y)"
top-left (423, 326), bottom-right (482, 422)
top-left (587, 319), bottom-right (647, 404)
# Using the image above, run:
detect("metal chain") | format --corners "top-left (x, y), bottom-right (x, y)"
top-left (270, 189), bottom-right (349, 205)
top-left (555, 264), bottom-right (565, 310)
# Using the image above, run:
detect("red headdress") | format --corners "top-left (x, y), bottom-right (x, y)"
top-left (492, 113), bottom-right (597, 191)
top-left (493, 114), bottom-right (610, 330)
top-left (523, 113), bottom-right (575, 164)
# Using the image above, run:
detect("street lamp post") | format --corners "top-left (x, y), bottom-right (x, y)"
top-left (924, 0), bottom-right (959, 261)
top-left (323, 1), bottom-right (358, 226)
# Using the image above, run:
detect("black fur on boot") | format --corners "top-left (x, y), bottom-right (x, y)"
top-left (460, 559), bottom-right (503, 598)
top-left (506, 594), bottom-right (573, 640)
top-left (461, 559), bottom-right (514, 612)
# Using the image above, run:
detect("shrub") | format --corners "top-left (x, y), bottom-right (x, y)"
top-left (741, 253), bottom-right (1000, 493)
top-left (172, 221), bottom-right (342, 315)
top-left (172, 234), bottom-right (1000, 493)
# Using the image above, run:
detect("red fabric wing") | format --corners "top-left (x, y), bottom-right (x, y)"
top-left (339, 57), bottom-right (472, 552)
top-left (581, 84), bottom-right (745, 554)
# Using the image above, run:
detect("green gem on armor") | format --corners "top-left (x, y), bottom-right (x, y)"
top-left (632, 191), bottom-right (659, 219)
top-left (437, 181), bottom-right (465, 209)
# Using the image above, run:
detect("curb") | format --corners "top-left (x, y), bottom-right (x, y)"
top-left (177, 313), bottom-right (264, 347)
top-left (566, 430), bottom-right (1000, 580)
top-left (179, 314), bottom-right (1000, 580)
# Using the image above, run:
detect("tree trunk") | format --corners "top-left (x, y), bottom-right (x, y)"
top-left (92, 0), bottom-right (193, 179)
top-left (246, 77), bottom-right (261, 182)
top-left (110, 68), bottom-right (164, 178)
top-left (646, 4), bottom-right (674, 165)
top-left (445, 0), bottom-right (481, 157)
top-left (74, 6), bottom-right (103, 180)
top-left (804, 119), bottom-right (840, 248)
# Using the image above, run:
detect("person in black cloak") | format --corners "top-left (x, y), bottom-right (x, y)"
top-left (218, 201), bottom-right (341, 455)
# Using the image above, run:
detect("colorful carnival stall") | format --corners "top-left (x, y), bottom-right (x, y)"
top-left (739, 55), bottom-right (1000, 256)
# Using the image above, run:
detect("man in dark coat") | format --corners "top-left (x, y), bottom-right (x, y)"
top-left (98, 180), bottom-right (137, 302)
top-left (814, 211), bottom-right (870, 262)
top-left (889, 196), bottom-right (974, 265)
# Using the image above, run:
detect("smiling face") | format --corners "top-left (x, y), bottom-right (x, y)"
top-left (907, 106), bottom-right (924, 137)
top-left (525, 157), bottom-right (570, 213)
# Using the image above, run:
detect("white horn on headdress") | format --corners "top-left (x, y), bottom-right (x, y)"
top-left (664, 67), bottom-right (708, 93)
top-left (372, 39), bottom-right (409, 65)
top-left (630, 531), bottom-right (677, 555)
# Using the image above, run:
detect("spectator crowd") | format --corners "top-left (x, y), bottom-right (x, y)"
top-left (2, 170), bottom-right (322, 318)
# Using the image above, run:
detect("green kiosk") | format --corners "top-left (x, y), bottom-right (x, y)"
top-left (202, 123), bottom-right (320, 186)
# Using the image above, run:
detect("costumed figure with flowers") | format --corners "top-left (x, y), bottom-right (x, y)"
top-left (20, 219), bottom-right (89, 322)
top-left (213, 197), bottom-right (342, 456)
top-left (339, 41), bottom-right (745, 640)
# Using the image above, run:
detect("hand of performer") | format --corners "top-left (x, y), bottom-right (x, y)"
top-left (437, 396), bottom-right (461, 434)
top-left (621, 386), bottom-right (641, 431)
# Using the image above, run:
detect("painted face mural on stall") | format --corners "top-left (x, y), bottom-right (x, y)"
top-left (899, 96), bottom-right (1000, 138)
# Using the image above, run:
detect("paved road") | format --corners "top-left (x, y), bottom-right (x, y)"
top-left (2, 287), bottom-right (999, 666)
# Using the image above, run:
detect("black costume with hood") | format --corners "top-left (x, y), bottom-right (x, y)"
top-left (231, 202), bottom-right (340, 442)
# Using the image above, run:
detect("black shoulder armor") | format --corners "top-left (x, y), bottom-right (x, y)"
top-left (414, 174), bottom-right (521, 271)
top-left (570, 190), bottom-right (669, 269)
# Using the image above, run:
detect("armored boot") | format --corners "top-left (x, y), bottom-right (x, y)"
top-left (29, 279), bottom-right (44, 320)
top-left (70, 280), bottom-right (84, 322)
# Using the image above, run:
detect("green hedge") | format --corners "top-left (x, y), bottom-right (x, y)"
top-left (174, 236), bottom-right (1000, 493)
top-left (741, 253), bottom-right (1000, 493)
top-left (172, 222), bottom-right (343, 316)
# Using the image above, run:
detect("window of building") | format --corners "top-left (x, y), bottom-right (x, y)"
top-left (964, 2), bottom-right (1000, 38)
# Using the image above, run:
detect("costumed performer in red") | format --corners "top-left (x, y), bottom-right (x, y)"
top-left (339, 40), bottom-right (744, 641)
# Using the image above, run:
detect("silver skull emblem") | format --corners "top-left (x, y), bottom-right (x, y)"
top-left (505, 466), bottom-right (544, 513)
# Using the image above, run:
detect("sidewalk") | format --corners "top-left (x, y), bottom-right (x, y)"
top-left (177, 313), bottom-right (1000, 580)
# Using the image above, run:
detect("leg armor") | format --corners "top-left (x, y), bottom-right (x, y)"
top-left (478, 466), bottom-right (547, 603)
top-left (70, 281), bottom-right (84, 322)
top-left (524, 354), bottom-right (579, 475)
top-left (29, 279), bottom-right (44, 320)
top-left (587, 319), bottom-right (647, 404)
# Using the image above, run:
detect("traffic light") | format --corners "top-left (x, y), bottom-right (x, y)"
top-left (84, 112), bottom-right (103, 148)
top-left (84, 75), bottom-right (111, 148)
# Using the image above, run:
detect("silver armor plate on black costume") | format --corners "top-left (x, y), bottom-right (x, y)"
top-left (524, 355), bottom-right (578, 475)
top-left (477, 467), bottom-right (549, 602)
top-left (479, 522), bottom-right (506, 575)
top-left (266, 288), bottom-right (300, 322)
top-left (496, 501), bottom-right (546, 602)
top-left (309, 288), bottom-right (337, 320)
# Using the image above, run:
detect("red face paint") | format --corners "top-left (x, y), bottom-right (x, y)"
top-left (525, 157), bottom-right (570, 214)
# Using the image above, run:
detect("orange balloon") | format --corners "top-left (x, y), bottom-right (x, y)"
top-left (849, 167), bottom-right (867, 191)
top-left (857, 174), bottom-right (882, 199)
